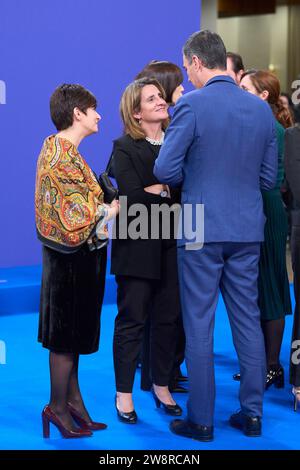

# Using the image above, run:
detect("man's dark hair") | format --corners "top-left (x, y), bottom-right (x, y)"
top-left (50, 84), bottom-right (97, 131)
top-left (227, 52), bottom-right (244, 74)
top-left (183, 30), bottom-right (227, 70)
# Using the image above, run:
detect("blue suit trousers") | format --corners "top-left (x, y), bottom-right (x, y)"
top-left (177, 242), bottom-right (266, 426)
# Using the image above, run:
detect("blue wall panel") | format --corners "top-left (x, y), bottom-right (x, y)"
top-left (0, 0), bottom-right (201, 267)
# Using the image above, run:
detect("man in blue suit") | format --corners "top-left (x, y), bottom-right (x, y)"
top-left (154, 30), bottom-right (278, 441)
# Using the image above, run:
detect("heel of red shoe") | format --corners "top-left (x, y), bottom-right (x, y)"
top-left (41, 404), bottom-right (92, 438)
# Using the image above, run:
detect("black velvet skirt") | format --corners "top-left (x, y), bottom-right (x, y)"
top-left (38, 244), bottom-right (107, 354)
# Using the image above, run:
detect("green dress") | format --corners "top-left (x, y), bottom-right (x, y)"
top-left (258, 120), bottom-right (292, 320)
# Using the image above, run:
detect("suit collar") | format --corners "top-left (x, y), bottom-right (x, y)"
top-left (204, 75), bottom-right (236, 87)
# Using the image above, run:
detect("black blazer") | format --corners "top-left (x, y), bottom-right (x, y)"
top-left (111, 134), bottom-right (180, 280)
top-left (285, 125), bottom-right (300, 224)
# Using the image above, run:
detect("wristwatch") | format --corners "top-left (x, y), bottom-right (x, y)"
top-left (160, 190), bottom-right (168, 198)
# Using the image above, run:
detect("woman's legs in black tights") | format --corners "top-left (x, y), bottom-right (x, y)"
top-left (261, 318), bottom-right (285, 369)
top-left (67, 354), bottom-right (91, 421)
top-left (49, 351), bottom-right (78, 430)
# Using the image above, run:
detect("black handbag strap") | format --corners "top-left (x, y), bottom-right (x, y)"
top-left (105, 151), bottom-right (114, 174)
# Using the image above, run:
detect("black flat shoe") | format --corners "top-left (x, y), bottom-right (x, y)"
top-left (115, 396), bottom-right (137, 424)
top-left (170, 419), bottom-right (214, 442)
top-left (266, 365), bottom-right (284, 390)
top-left (229, 411), bottom-right (261, 437)
top-left (151, 388), bottom-right (182, 416)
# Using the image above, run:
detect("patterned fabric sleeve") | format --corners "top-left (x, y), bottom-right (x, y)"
top-left (35, 136), bottom-right (108, 249)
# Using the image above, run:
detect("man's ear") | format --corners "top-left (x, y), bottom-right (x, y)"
top-left (192, 55), bottom-right (202, 71)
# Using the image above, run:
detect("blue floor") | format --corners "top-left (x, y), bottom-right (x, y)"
top-left (0, 291), bottom-right (299, 450)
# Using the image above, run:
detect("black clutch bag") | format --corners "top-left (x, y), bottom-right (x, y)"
top-left (98, 152), bottom-right (118, 204)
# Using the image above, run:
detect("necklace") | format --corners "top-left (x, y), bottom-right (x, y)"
top-left (145, 131), bottom-right (165, 146)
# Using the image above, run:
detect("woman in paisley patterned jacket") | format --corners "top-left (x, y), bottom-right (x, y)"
top-left (35, 84), bottom-right (119, 438)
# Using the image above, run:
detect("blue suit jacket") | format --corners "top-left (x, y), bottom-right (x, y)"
top-left (154, 75), bottom-right (278, 245)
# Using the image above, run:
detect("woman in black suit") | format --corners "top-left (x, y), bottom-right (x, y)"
top-left (284, 123), bottom-right (300, 411)
top-left (111, 78), bottom-right (182, 423)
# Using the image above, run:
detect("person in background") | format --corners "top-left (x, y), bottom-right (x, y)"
top-left (136, 60), bottom-right (187, 394)
top-left (294, 105), bottom-right (300, 124)
top-left (280, 92), bottom-right (295, 124)
top-left (226, 51), bottom-right (245, 84)
top-left (279, 93), bottom-right (294, 240)
top-left (111, 78), bottom-right (182, 424)
top-left (35, 84), bottom-right (119, 438)
top-left (238, 70), bottom-right (293, 388)
top-left (136, 60), bottom-right (184, 107)
top-left (284, 122), bottom-right (300, 411)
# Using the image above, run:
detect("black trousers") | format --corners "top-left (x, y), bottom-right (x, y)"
top-left (172, 315), bottom-right (186, 380)
top-left (113, 244), bottom-right (181, 393)
top-left (290, 225), bottom-right (300, 387)
top-left (140, 313), bottom-right (185, 390)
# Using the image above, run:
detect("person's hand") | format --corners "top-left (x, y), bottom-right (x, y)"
top-left (144, 184), bottom-right (170, 197)
top-left (106, 199), bottom-right (120, 220)
top-left (144, 184), bottom-right (165, 195)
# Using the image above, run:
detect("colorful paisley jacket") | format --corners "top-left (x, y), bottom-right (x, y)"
top-left (35, 135), bottom-right (107, 253)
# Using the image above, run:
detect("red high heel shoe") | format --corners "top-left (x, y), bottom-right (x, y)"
top-left (42, 405), bottom-right (93, 438)
top-left (67, 402), bottom-right (107, 431)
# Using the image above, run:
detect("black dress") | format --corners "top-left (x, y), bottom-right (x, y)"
top-left (38, 244), bottom-right (107, 354)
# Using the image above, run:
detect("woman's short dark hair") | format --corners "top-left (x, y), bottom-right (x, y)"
top-left (50, 84), bottom-right (97, 131)
top-left (226, 52), bottom-right (244, 74)
top-left (135, 61), bottom-right (183, 104)
top-left (183, 30), bottom-right (227, 70)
